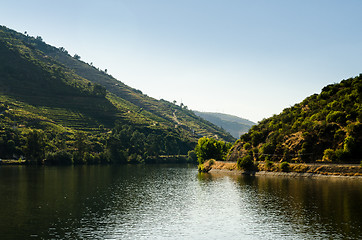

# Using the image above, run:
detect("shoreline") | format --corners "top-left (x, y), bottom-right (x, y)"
top-left (202, 161), bottom-right (362, 179)
top-left (208, 168), bottom-right (362, 179)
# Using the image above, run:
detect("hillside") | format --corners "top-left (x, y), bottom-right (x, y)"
top-left (228, 75), bottom-right (362, 163)
top-left (0, 25), bottom-right (234, 164)
top-left (193, 111), bottom-right (255, 138)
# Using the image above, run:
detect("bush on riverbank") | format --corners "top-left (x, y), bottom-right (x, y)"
top-left (237, 155), bottom-right (258, 171)
top-left (264, 159), bottom-right (275, 171)
top-left (45, 150), bottom-right (73, 165)
top-left (198, 159), bottom-right (215, 173)
top-left (280, 162), bottom-right (290, 172)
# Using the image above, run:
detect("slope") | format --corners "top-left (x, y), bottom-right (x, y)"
top-left (0, 25), bottom-right (234, 163)
top-left (228, 75), bottom-right (362, 163)
top-left (0, 25), bottom-right (233, 142)
top-left (193, 111), bottom-right (255, 138)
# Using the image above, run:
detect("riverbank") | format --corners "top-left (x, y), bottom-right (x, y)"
top-left (0, 159), bottom-right (26, 165)
top-left (202, 160), bottom-right (362, 178)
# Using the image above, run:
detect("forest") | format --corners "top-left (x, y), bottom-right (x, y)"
top-left (194, 75), bottom-right (362, 173)
top-left (227, 75), bottom-right (362, 164)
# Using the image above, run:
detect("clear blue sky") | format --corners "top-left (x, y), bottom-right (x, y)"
top-left (2, 0), bottom-right (362, 122)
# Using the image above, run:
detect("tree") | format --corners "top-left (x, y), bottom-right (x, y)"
top-left (73, 131), bottom-right (87, 164)
top-left (194, 137), bottom-right (231, 164)
top-left (74, 54), bottom-right (81, 60)
top-left (24, 130), bottom-right (46, 164)
top-left (237, 155), bottom-right (254, 171)
top-left (92, 84), bottom-right (106, 97)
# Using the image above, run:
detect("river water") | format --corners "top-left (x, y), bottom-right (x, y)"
top-left (0, 164), bottom-right (361, 239)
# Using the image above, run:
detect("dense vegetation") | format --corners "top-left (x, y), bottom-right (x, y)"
top-left (0, 25), bottom-right (234, 164)
top-left (193, 111), bottom-right (255, 138)
top-left (228, 75), bottom-right (362, 163)
top-left (194, 137), bottom-right (232, 172)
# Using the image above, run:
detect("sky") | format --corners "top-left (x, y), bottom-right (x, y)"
top-left (1, 0), bottom-right (362, 122)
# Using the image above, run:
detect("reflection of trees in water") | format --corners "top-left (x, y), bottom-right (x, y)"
top-left (235, 175), bottom-right (362, 238)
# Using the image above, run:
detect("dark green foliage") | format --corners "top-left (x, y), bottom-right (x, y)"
top-left (243, 142), bottom-right (251, 150)
top-left (229, 74), bottom-right (362, 163)
top-left (45, 150), bottom-right (73, 165)
top-left (280, 162), bottom-right (290, 172)
top-left (323, 149), bottom-right (336, 162)
top-left (260, 142), bottom-right (275, 155)
top-left (187, 150), bottom-right (198, 163)
top-left (343, 136), bottom-right (356, 153)
top-left (24, 130), bottom-right (46, 164)
top-left (326, 111), bottom-right (346, 124)
top-left (237, 155), bottom-right (255, 171)
top-left (264, 159), bottom-right (275, 171)
top-left (0, 127), bottom-right (23, 158)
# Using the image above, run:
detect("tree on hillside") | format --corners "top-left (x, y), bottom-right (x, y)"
top-left (92, 83), bottom-right (107, 97)
top-left (24, 130), bottom-right (46, 164)
top-left (36, 36), bottom-right (43, 42)
top-left (73, 131), bottom-right (88, 164)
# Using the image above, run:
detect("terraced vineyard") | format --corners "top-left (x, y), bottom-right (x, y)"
top-left (0, 25), bottom-right (234, 163)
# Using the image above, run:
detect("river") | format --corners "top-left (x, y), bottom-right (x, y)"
top-left (0, 164), bottom-right (361, 239)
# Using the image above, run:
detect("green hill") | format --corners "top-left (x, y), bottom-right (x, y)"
top-left (228, 75), bottom-right (362, 163)
top-left (0, 25), bottom-right (234, 164)
top-left (193, 111), bottom-right (255, 138)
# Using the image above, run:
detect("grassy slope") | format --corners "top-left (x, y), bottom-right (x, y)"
top-left (0, 29), bottom-right (117, 131)
top-left (193, 111), bottom-right (255, 138)
top-left (228, 75), bottom-right (362, 163)
top-left (44, 44), bottom-right (234, 142)
top-left (0, 25), bottom-right (234, 147)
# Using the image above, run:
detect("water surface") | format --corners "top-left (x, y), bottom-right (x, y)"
top-left (0, 165), bottom-right (361, 239)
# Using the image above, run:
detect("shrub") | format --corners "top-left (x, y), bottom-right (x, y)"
top-left (187, 150), bottom-right (197, 163)
top-left (343, 136), bottom-right (355, 153)
top-left (326, 111), bottom-right (346, 124)
top-left (237, 155), bottom-right (255, 171)
top-left (45, 150), bottom-right (73, 165)
top-left (198, 159), bottom-right (214, 173)
top-left (280, 162), bottom-right (290, 172)
top-left (260, 142), bottom-right (275, 155)
top-left (322, 149), bottom-right (335, 162)
top-left (128, 153), bottom-right (143, 163)
top-left (264, 159), bottom-right (274, 171)
top-left (335, 149), bottom-right (348, 162)
top-left (292, 164), bottom-right (309, 173)
top-left (243, 142), bottom-right (251, 150)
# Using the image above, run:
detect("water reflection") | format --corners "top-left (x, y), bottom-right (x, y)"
top-left (238, 175), bottom-right (362, 239)
top-left (0, 165), bottom-right (361, 239)
top-left (198, 172), bottom-right (362, 240)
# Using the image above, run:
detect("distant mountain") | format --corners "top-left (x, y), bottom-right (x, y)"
top-left (193, 111), bottom-right (255, 138)
top-left (228, 75), bottom-right (362, 163)
top-left (0, 25), bottom-right (234, 163)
